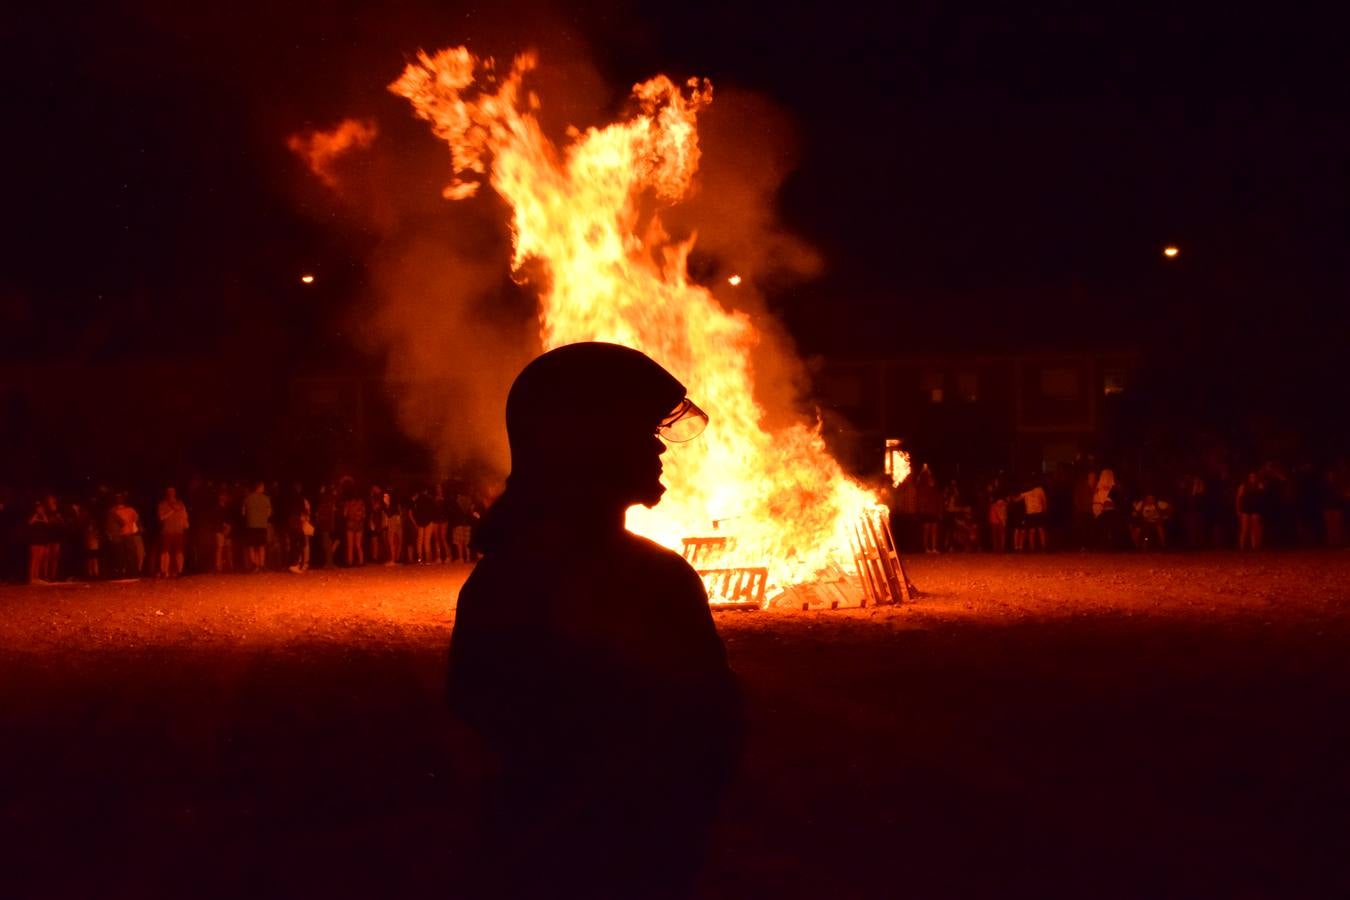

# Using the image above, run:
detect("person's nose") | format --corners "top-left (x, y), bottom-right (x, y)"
top-left (653, 434), bottom-right (667, 455)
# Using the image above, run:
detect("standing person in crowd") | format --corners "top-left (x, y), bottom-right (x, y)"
top-left (366, 485), bottom-right (387, 564)
top-left (942, 481), bottom-right (976, 551)
top-left (342, 486), bottom-right (366, 567)
top-left (288, 490), bottom-right (314, 574)
top-left (241, 481), bottom-right (272, 573)
top-left (1008, 481), bottom-right (1027, 551)
top-left (1131, 491), bottom-right (1173, 550)
top-left (986, 481), bottom-right (1007, 552)
top-left (109, 493), bottom-right (144, 576)
top-left (412, 487), bottom-right (437, 564)
top-left (1018, 477), bottom-right (1049, 551)
top-left (1092, 469), bottom-right (1128, 549)
top-left (41, 494), bottom-right (64, 581)
top-left (432, 483), bottom-right (452, 564)
top-left (915, 466), bottom-right (943, 554)
top-left (157, 486), bottom-right (189, 577)
top-left (384, 490), bottom-right (403, 566)
top-left (78, 499), bottom-right (101, 578)
top-left (194, 488), bottom-right (223, 573)
top-left (1178, 473), bottom-right (1209, 549)
top-left (1324, 465), bottom-right (1347, 548)
top-left (1072, 469), bottom-right (1098, 550)
top-left (1237, 470), bottom-right (1266, 551)
top-left (315, 484), bottom-right (337, 569)
top-left (26, 499), bottom-right (49, 584)
top-left (452, 487), bottom-right (478, 563)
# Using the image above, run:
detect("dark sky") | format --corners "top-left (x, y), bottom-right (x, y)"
top-left (5, 1), bottom-right (1347, 363)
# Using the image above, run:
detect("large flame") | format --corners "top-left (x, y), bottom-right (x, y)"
top-left (390, 47), bottom-right (877, 587)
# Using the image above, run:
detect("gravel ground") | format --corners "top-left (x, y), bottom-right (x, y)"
top-left (3, 552), bottom-right (1349, 898)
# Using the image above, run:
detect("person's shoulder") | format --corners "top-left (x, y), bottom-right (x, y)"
top-left (617, 531), bottom-right (702, 579)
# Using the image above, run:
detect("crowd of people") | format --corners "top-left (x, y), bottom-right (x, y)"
top-left (6, 454), bottom-right (1349, 583)
top-left (1, 476), bottom-right (488, 584)
top-left (889, 456), bottom-right (1350, 555)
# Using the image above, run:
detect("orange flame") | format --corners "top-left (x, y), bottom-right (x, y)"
top-left (287, 118), bottom-right (379, 188)
top-left (390, 47), bottom-right (878, 590)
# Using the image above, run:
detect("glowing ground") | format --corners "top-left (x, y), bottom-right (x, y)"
top-left (3, 553), bottom-right (1349, 898)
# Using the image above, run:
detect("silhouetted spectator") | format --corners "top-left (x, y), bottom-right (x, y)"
top-left (986, 481), bottom-right (1007, 552)
top-left (366, 485), bottom-right (386, 564)
top-left (1131, 491), bottom-right (1172, 550)
top-left (289, 491), bottom-right (313, 574)
top-left (41, 494), bottom-right (63, 580)
top-left (156, 487), bottom-right (189, 577)
top-left (915, 466), bottom-right (943, 554)
top-left (26, 499), bottom-right (49, 584)
top-left (107, 493), bottom-right (144, 576)
top-left (450, 343), bottom-right (742, 899)
top-left (412, 488), bottom-right (436, 563)
top-left (451, 487), bottom-right (478, 563)
top-left (383, 490), bottom-right (403, 566)
top-left (432, 483), bottom-right (451, 563)
top-left (315, 485), bottom-right (337, 569)
top-left (1092, 469), bottom-right (1129, 549)
top-left (1237, 471), bottom-right (1266, 551)
top-left (241, 481), bottom-right (272, 572)
top-left (341, 487), bottom-right (366, 566)
top-left (77, 500), bottom-right (100, 578)
top-left (1072, 469), bottom-right (1097, 550)
top-left (1324, 465), bottom-right (1346, 547)
top-left (1018, 477), bottom-right (1049, 551)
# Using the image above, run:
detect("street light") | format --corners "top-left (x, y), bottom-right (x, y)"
top-left (1162, 246), bottom-right (1179, 259)
top-left (300, 274), bottom-right (316, 284)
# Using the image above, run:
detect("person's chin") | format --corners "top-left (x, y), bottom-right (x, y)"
top-left (635, 480), bottom-right (666, 509)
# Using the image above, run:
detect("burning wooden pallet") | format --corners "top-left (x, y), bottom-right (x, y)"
top-left (682, 537), bottom-right (766, 610)
top-left (847, 508), bottom-right (916, 605)
top-left (682, 513), bottom-right (916, 611)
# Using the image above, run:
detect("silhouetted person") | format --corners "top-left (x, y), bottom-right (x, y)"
top-left (449, 342), bottom-right (743, 900)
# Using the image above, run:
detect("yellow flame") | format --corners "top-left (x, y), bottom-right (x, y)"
top-left (390, 47), bottom-right (879, 586)
top-left (727, 274), bottom-right (742, 286)
top-left (1163, 245), bottom-right (1179, 258)
top-left (300, 274), bottom-right (316, 284)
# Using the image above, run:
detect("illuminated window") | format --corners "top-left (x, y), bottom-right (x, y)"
top-left (956, 371), bottom-right (978, 402)
top-left (920, 371), bottom-right (944, 404)
top-left (883, 438), bottom-right (911, 487)
top-left (1040, 368), bottom-right (1079, 399)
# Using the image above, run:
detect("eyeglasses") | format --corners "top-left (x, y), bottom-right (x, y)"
top-left (658, 398), bottom-right (709, 442)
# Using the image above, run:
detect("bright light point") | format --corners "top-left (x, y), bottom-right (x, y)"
top-left (300, 274), bottom-right (316, 284)
top-left (1163, 246), bottom-right (1179, 258)
top-left (727, 274), bottom-right (742, 286)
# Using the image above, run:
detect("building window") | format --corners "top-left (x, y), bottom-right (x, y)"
top-left (956, 371), bottom-right (978, 403)
top-left (1039, 367), bottom-right (1079, 399)
top-left (1104, 369), bottom-right (1127, 396)
top-left (920, 371), bottom-right (944, 404)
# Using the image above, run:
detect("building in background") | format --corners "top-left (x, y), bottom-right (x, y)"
top-left (817, 350), bottom-right (1139, 477)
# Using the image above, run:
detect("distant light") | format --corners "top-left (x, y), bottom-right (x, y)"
top-left (727, 274), bottom-right (742, 286)
top-left (300, 274), bottom-right (316, 284)
top-left (1162, 246), bottom-right (1179, 258)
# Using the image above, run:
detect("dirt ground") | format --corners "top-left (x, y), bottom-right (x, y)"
top-left (3, 552), bottom-right (1349, 898)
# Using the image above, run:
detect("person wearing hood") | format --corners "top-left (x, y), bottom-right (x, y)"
top-left (449, 341), bottom-right (743, 900)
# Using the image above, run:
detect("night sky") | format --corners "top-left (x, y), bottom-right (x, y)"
top-left (6, 2), bottom-right (1347, 377)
